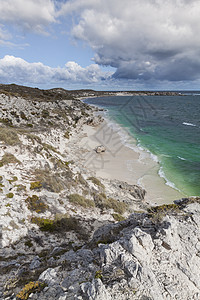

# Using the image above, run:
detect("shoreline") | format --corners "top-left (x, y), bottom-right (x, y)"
top-left (78, 112), bottom-right (185, 205)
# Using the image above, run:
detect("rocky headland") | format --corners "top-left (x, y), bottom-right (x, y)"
top-left (0, 84), bottom-right (199, 300)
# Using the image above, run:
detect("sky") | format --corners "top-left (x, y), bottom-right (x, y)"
top-left (0, 0), bottom-right (200, 90)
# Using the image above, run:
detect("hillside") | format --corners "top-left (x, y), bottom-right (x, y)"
top-left (0, 84), bottom-right (199, 300)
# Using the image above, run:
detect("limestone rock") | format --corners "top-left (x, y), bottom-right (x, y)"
top-left (95, 145), bottom-right (106, 153)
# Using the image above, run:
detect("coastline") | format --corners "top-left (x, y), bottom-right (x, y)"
top-left (77, 113), bottom-right (185, 205)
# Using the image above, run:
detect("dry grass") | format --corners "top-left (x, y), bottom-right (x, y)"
top-left (88, 176), bottom-right (105, 189)
top-left (104, 198), bottom-right (127, 214)
top-left (94, 194), bottom-right (127, 214)
top-left (68, 193), bottom-right (95, 208)
top-left (32, 169), bottom-right (65, 193)
top-left (0, 127), bottom-right (20, 145)
top-left (112, 213), bottom-right (125, 222)
top-left (0, 153), bottom-right (21, 167)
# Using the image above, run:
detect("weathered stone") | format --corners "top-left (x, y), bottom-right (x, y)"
top-left (95, 145), bottom-right (106, 153)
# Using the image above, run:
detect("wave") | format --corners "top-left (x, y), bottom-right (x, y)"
top-left (158, 168), bottom-right (180, 191)
top-left (177, 156), bottom-right (186, 161)
top-left (182, 122), bottom-right (196, 127)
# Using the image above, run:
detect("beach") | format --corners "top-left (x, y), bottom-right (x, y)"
top-left (77, 118), bottom-right (185, 205)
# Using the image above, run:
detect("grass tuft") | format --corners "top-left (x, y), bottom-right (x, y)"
top-left (0, 127), bottom-right (20, 145)
top-left (68, 193), bottom-right (95, 208)
top-left (0, 153), bottom-right (21, 167)
top-left (88, 176), bottom-right (104, 189)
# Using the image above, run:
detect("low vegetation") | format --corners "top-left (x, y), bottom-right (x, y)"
top-left (112, 213), bottom-right (125, 222)
top-left (0, 127), bottom-right (20, 145)
top-left (32, 169), bottom-right (67, 193)
top-left (148, 204), bottom-right (181, 222)
top-left (68, 193), bottom-right (95, 208)
top-left (0, 153), bottom-right (21, 167)
top-left (31, 215), bottom-right (80, 233)
top-left (94, 194), bottom-right (127, 214)
top-left (6, 193), bottom-right (14, 198)
top-left (25, 195), bottom-right (48, 213)
top-left (16, 281), bottom-right (46, 300)
top-left (30, 181), bottom-right (42, 190)
top-left (88, 176), bottom-right (105, 189)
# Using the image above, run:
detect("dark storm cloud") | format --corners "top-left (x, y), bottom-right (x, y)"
top-left (60, 0), bottom-right (200, 82)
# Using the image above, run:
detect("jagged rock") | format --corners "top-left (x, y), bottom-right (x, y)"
top-left (29, 256), bottom-right (41, 270)
top-left (14, 200), bottom-right (200, 300)
top-left (80, 279), bottom-right (112, 300)
top-left (95, 145), bottom-right (106, 153)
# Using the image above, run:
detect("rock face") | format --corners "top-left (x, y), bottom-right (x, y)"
top-left (0, 84), bottom-right (196, 300)
top-left (95, 145), bottom-right (106, 153)
top-left (3, 198), bottom-right (199, 300)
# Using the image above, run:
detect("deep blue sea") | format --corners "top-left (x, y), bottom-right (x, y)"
top-left (85, 95), bottom-right (200, 197)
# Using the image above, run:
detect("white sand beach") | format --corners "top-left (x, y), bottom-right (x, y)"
top-left (77, 119), bottom-right (185, 205)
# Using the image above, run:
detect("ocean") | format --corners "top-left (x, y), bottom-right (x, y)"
top-left (84, 95), bottom-right (200, 197)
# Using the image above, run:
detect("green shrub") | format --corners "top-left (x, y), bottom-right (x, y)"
top-left (25, 195), bottom-right (48, 213)
top-left (6, 193), bottom-right (14, 198)
top-left (31, 215), bottom-right (80, 233)
top-left (30, 181), bottom-right (42, 190)
top-left (68, 194), bottom-right (95, 208)
top-left (88, 177), bottom-right (104, 188)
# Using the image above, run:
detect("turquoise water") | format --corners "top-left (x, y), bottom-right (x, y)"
top-left (85, 95), bottom-right (200, 196)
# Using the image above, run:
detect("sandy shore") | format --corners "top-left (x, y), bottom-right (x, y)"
top-left (77, 119), bottom-right (185, 205)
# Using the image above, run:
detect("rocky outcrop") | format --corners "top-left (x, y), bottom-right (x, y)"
top-left (2, 198), bottom-right (199, 300)
top-left (0, 84), bottom-right (193, 300)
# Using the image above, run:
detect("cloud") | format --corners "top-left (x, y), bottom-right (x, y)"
top-left (0, 55), bottom-right (112, 86)
top-left (59, 0), bottom-right (200, 82)
top-left (0, 0), bottom-right (56, 34)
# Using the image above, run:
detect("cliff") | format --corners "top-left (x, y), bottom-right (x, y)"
top-left (0, 84), bottom-right (198, 300)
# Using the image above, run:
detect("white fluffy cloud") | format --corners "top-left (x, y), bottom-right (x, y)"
top-left (0, 55), bottom-right (111, 85)
top-left (0, 0), bottom-right (56, 34)
top-left (59, 0), bottom-right (200, 82)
